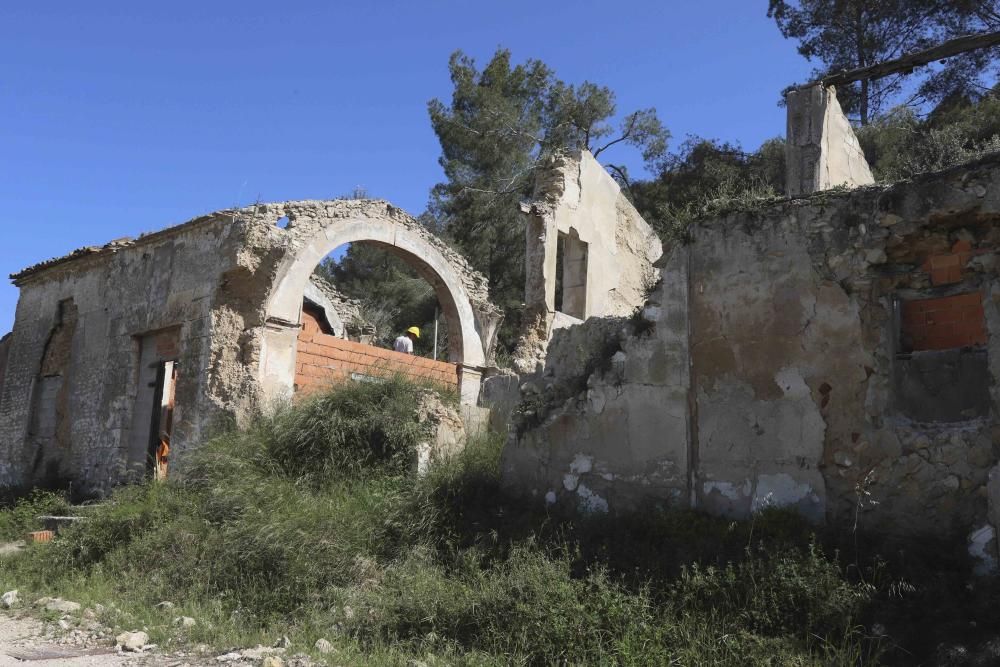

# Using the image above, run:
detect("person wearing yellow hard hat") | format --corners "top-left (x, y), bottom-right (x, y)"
top-left (394, 326), bottom-right (420, 354)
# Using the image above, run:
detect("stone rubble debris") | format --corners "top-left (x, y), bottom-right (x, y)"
top-left (1, 590), bottom-right (18, 609)
top-left (115, 630), bottom-right (149, 652)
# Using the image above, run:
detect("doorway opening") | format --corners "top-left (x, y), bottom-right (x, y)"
top-left (128, 329), bottom-right (180, 480)
top-left (148, 360), bottom-right (178, 481)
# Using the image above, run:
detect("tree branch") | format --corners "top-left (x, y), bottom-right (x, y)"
top-left (604, 164), bottom-right (634, 197)
top-left (593, 113), bottom-right (639, 158)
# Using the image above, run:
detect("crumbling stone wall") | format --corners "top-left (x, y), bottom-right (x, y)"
top-left (514, 150), bottom-right (662, 372)
top-left (304, 276), bottom-right (361, 339)
top-left (0, 334), bottom-right (11, 402)
top-left (785, 84), bottom-right (874, 196)
top-left (0, 220), bottom-right (233, 493)
top-left (504, 153), bottom-right (1000, 553)
top-left (0, 199), bottom-right (498, 495)
top-left (253, 200), bottom-right (502, 406)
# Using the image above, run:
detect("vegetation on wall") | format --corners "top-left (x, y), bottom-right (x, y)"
top-left (2, 377), bottom-right (998, 665)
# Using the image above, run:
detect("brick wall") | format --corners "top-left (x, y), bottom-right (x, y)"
top-left (295, 310), bottom-right (458, 394)
top-left (900, 292), bottom-right (987, 351)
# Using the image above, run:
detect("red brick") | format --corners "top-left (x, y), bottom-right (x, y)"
top-left (952, 239), bottom-right (973, 254)
top-left (901, 292), bottom-right (986, 351)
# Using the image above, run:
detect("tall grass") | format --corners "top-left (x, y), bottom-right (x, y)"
top-left (0, 377), bottom-right (993, 665)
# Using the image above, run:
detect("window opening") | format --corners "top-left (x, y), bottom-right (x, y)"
top-left (556, 229), bottom-right (588, 319)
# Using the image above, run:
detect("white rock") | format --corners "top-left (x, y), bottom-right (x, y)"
top-left (969, 525), bottom-right (998, 576)
top-left (314, 638), bottom-right (334, 654)
top-left (1, 590), bottom-right (19, 609)
top-left (241, 645), bottom-right (285, 660)
top-left (116, 631), bottom-right (149, 652)
top-left (82, 608), bottom-right (96, 620)
top-left (45, 599), bottom-right (81, 614)
top-left (833, 451), bottom-right (853, 468)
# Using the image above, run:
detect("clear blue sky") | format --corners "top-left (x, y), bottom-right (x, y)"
top-left (0, 1), bottom-right (814, 333)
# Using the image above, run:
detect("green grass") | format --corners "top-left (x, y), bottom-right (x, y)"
top-left (0, 376), bottom-right (995, 665)
top-left (0, 488), bottom-right (70, 541)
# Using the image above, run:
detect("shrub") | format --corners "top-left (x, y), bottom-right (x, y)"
top-left (0, 489), bottom-right (70, 541)
top-left (250, 374), bottom-right (433, 484)
top-left (0, 378), bottom-right (910, 665)
top-left (672, 543), bottom-right (869, 638)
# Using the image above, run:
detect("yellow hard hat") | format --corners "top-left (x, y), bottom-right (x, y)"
top-left (406, 326), bottom-right (421, 339)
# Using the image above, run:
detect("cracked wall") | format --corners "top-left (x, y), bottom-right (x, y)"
top-left (504, 154), bottom-right (1000, 553)
top-left (0, 199), bottom-right (498, 495)
top-left (786, 84), bottom-right (874, 196)
top-left (514, 150), bottom-right (662, 373)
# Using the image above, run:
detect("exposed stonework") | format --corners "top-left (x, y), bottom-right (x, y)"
top-left (785, 84), bottom-right (875, 196)
top-left (0, 199), bottom-right (499, 495)
top-left (304, 276), bottom-right (361, 339)
top-left (504, 154), bottom-right (1000, 560)
top-left (514, 150), bottom-right (662, 373)
top-left (0, 334), bottom-right (11, 402)
top-left (254, 200), bottom-right (502, 406)
top-left (415, 391), bottom-right (467, 475)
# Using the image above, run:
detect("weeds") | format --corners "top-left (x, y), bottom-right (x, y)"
top-left (0, 489), bottom-right (69, 541)
top-left (0, 377), bottom-right (991, 665)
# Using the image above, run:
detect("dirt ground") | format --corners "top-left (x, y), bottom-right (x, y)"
top-left (0, 614), bottom-right (200, 666)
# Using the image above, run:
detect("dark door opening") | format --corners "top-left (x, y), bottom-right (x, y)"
top-left (146, 361), bottom-right (178, 481)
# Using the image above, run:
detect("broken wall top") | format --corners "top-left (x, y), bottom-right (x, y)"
top-left (11, 199), bottom-right (498, 318)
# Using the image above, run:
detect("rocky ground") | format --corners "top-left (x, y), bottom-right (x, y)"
top-left (0, 590), bottom-right (320, 667)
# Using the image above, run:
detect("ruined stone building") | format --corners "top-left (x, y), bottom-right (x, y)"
top-left (0, 201), bottom-right (504, 493)
top-left (0, 148), bottom-right (655, 496)
top-left (1, 74), bottom-right (999, 568)
top-left (500, 84), bottom-right (1000, 570)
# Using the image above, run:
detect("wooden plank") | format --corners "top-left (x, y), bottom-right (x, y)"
top-left (799, 31), bottom-right (1000, 89)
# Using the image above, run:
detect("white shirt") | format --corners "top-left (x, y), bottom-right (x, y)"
top-left (393, 335), bottom-right (413, 354)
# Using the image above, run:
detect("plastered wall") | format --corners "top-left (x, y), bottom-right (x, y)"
top-left (503, 154), bottom-right (1000, 556)
top-left (0, 199), bottom-right (498, 496)
top-left (514, 151), bottom-right (662, 372)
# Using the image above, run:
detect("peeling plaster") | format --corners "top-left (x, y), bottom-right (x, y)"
top-left (576, 483), bottom-right (609, 514)
top-left (504, 153), bottom-right (1000, 543)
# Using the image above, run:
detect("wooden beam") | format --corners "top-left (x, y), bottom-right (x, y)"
top-left (795, 31), bottom-right (1000, 90)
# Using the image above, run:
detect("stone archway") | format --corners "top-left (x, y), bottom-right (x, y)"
top-left (255, 200), bottom-right (501, 404)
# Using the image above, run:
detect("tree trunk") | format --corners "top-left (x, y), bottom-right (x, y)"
top-left (860, 78), bottom-right (870, 125)
top-left (856, 3), bottom-right (869, 125)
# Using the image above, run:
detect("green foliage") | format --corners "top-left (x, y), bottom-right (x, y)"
top-left (857, 90), bottom-right (1000, 181)
top-left (673, 543), bottom-right (867, 638)
top-left (0, 489), bottom-right (70, 541)
top-left (767, 0), bottom-right (977, 124)
top-left (1, 378), bottom-right (992, 664)
top-left (246, 375), bottom-right (431, 484)
top-left (427, 48), bottom-right (669, 351)
top-left (630, 136), bottom-right (785, 240)
top-left (315, 242), bottom-right (444, 356)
